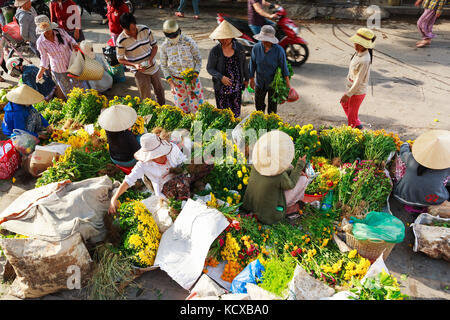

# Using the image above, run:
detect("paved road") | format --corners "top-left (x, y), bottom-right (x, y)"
top-left (0, 7), bottom-right (449, 300)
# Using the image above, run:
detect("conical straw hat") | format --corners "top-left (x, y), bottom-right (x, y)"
top-left (252, 130), bottom-right (295, 176)
top-left (6, 84), bottom-right (44, 105)
top-left (209, 20), bottom-right (243, 40)
top-left (412, 129), bottom-right (450, 170)
top-left (98, 104), bottom-right (137, 132)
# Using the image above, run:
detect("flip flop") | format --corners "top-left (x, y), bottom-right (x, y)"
top-left (416, 40), bottom-right (431, 48)
top-left (175, 12), bottom-right (184, 17)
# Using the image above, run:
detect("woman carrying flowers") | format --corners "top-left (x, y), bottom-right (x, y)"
top-left (207, 20), bottom-right (249, 117)
top-left (159, 19), bottom-right (204, 114)
top-left (242, 130), bottom-right (308, 225)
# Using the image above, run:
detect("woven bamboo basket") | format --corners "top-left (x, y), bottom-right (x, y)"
top-left (345, 232), bottom-right (395, 261)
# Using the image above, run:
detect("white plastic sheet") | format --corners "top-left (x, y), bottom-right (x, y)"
top-left (154, 199), bottom-right (230, 290)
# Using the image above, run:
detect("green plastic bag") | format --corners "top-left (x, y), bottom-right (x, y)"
top-left (350, 211), bottom-right (405, 243)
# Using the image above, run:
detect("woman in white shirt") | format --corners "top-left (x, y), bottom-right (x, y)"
top-left (340, 28), bottom-right (376, 130)
top-left (108, 128), bottom-right (188, 215)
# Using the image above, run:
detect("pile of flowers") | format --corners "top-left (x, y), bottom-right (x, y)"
top-left (319, 125), bottom-right (365, 164)
top-left (117, 201), bottom-right (161, 268)
top-left (305, 157), bottom-right (340, 196)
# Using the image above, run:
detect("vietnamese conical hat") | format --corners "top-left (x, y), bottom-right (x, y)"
top-left (6, 84), bottom-right (44, 105)
top-left (98, 104), bottom-right (137, 132)
top-left (209, 20), bottom-right (243, 40)
top-left (412, 130), bottom-right (450, 170)
top-left (252, 130), bottom-right (295, 176)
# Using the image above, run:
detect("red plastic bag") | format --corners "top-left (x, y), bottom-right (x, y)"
top-left (287, 88), bottom-right (299, 103)
top-left (2, 20), bottom-right (23, 42)
top-left (0, 140), bottom-right (20, 180)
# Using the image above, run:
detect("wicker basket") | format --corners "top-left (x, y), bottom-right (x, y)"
top-left (345, 232), bottom-right (395, 261)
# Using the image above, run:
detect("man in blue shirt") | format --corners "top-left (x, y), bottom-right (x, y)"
top-left (249, 25), bottom-right (290, 114)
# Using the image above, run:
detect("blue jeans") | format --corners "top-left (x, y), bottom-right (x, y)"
top-left (177, 0), bottom-right (199, 15)
top-left (249, 19), bottom-right (276, 35)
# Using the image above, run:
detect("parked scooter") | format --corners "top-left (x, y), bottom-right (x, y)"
top-left (217, 5), bottom-right (309, 66)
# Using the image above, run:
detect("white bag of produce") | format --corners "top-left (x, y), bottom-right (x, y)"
top-left (154, 199), bottom-right (229, 290)
top-left (141, 195), bottom-right (173, 234)
top-left (287, 264), bottom-right (335, 300)
top-left (186, 274), bottom-right (226, 299)
top-left (411, 213), bottom-right (450, 261)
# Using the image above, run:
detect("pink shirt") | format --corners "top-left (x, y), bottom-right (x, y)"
top-left (36, 28), bottom-right (77, 73)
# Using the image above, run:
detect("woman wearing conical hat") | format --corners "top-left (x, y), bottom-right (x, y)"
top-left (1, 84), bottom-right (49, 138)
top-left (207, 20), bottom-right (249, 117)
top-left (242, 130), bottom-right (308, 225)
top-left (340, 28), bottom-right (376, 130)
top-left (393, 130), bottom-right (450, 218)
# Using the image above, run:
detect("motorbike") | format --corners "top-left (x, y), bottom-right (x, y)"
top-left (217, 5), bottom-right (309, 67)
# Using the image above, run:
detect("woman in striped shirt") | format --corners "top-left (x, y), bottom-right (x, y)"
top-left (35, 15), bottom-right (89, 99)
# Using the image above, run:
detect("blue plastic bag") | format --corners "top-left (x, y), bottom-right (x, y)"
top-left (230, 259), bottom-right (265, 294)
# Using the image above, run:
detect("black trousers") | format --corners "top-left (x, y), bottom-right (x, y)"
top-left (255, 86), bottom-right (277, 114)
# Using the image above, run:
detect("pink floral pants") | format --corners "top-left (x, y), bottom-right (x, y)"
top-left (172, 77), bottom-right (204, 114)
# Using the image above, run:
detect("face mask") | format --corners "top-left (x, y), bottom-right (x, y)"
top-left (168, 35), bottom-right (180, 44)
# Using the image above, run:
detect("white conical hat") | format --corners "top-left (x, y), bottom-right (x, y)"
top-left (98, 104), bottom-right (137, 132)
top-left (412, 129), bottom-right (450, 170)
top-left (252, 130), bottom-right (295, 176)
top-left (6, 84), bottom-right (44, 105)
top-left (209, 20), bottom-right (242, 40)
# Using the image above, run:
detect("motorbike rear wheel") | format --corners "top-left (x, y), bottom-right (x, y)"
top-left (285, 43), bottom-right (309, 67)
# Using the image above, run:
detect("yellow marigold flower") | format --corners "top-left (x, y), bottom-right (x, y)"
top-left (237, 171), bottom-right (243, 178)
top-left (243, 176), bottom-right (249, 185)
top-left (348, 249), bottom-right (358, 259)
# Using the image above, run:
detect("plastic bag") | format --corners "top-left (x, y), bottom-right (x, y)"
top-left (230, 259), bottom-right (265, 294)
top-left (102, 45), bottom-right (119, 67)
top-left (287, 87), bottom-right (299, 103)
top-left (0, 140), bottom-right (20, 180)
top-left (351, 211), bottom-right (405, 243)
top-left (2, 20), bottom-right (23, 42)
top-left (242, 88), bottom-right (254, 106)
top-left (10, 129), bottom-right (39, 156)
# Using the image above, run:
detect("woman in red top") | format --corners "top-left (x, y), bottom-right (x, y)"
top-left (105, 0), bottom-right (130, 45)
top-left (50, 0), bottom-right (85, 42)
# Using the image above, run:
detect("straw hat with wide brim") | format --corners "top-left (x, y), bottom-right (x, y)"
top-left (412, 130), bottom-right (450, 170)
top-left (35, 15), bottom-right (58, 35)
top-left (98, 104), bottom-right (137, 132)
top-left (6, 84), bottom-right (44, 105)
top-left (209, 20), bottom-right (242, 40)
top-left (252, 130), bottom-right (295, 176)
top-left (134, 133), bottom-right (173, 162)
top-left (14, 0), bottom-right (29, 7)
top-left (350, 27), bottom-right (376, 49)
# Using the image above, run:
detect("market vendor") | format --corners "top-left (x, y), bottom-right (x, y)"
top-left (393, 130), bottom-right (450, 218)
top-left (6, 57), bottom-right (57, 101)
top-left (1, 84), bottom-right (49, 138)
top-left (242, 130), bottom-right (308, 225)
top-left (98, 104), bottom-right (141, 167)
top-left (108, 129), bottom-right (189, 215)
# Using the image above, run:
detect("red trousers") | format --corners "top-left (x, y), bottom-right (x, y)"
top-left (341, 94), bottom-right (366, 128)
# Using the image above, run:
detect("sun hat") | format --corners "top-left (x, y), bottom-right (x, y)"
top-left (163, 19), bottom-right (180, 34)
top-left (350, 28), bottom-right (376, 49)
top-left (209, 20), bottom-right (242, 40)
top-left (134, 133), bottom-right (173, 162)
top-left (253, 25), bottom-right (279, 44)
top-left (6, 84), bottom-right (44, 105)
top-left (98, 104), bottom-right (137, 132)
top-left (14, 0), bottom-right (30, 7)
top-left (411, 130), bottom-right (450, 170)
top-left (252, 130), bottom-right (295, 176)
top-left (35, 15), bottom-right (58, 35)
